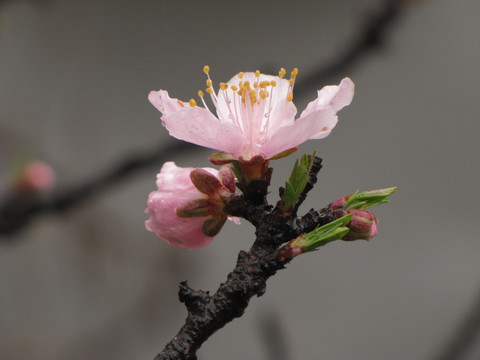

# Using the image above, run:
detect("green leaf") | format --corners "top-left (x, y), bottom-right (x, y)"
top-left (209, 151), bottom-right (236, 164)
top-left (291, 214), bottom-right (354, 252)
top-left (282, 152), bottom-right (316, 210)
top-left (344, 187), bottom-right (398, 210)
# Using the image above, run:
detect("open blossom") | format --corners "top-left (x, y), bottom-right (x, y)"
top-left (145, 162), bottom-right (238, 249)
top-left (149, 67), bottom-right (354, 161)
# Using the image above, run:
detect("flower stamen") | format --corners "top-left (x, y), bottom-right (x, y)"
top-left (197, 90), bottom-right (210, 111)
top-left (287, 67), bottom-right (298, 102)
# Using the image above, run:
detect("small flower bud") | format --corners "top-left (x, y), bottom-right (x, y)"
top-left (145, 162), bottom-right (238, 249)
top-left (11, 161), bottom-right (56, 194)
top-left (342, 209), bottom-right (378, 241)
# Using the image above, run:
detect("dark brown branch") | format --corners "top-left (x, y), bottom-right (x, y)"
top-left (153, 157), bottom-right (337, 359)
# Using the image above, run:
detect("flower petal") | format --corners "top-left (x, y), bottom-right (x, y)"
top-left (148, 90), bottom-right (185, 114)
top-left (259, 108), bottom-right (338, 158)
top-left (300, 77), bottom-right (355, 118)
top-left (149, 90), bottom-right (245, 156)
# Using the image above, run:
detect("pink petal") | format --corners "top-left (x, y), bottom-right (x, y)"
top-left (260, 78), bottom-right (354, 158)
top-left (300, 77), bottom-right (355, 118)
top-left (260, 108), bottom-right (337, 158)
top-left (148, 90), bottom-right (185, 114)
top-left (145, 191), bottom-right (214, 249)
top-left (149, 90), bottom-right (245, 156)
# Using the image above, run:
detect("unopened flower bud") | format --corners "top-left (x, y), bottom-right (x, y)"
top-left (145, 162), bottom-right (239, 249)
top-left (342, 209), bottom-right (378, 241)
top-left (12, 161), bottom-right (56, 194)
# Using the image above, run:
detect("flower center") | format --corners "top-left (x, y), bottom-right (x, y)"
top-left (189, 66), bottom-right (298, 152)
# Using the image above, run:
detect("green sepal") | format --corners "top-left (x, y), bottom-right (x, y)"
top-left (269, 147), bottom-right (299, 160)
top-left (190, 168), bottom-right (222, 196)
top-left (176, 198), bottom-right (210, 218)
top-left (345, 187), bottom-right (398, 210)
top-left (202, 215), bottom-right (228, 237)
top-left (282, 152), bottom-right (316, 210)
top-left (209, 151), bottom-right (237, 165)
top-left (218, 165), bottom-right (236, 193)
top-left (229, 161), bottom-right (243, 182)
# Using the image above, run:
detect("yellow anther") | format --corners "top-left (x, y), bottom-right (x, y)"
top-left (279, 68), bottom-right (286, 78)
top-left (253, 82), bottom-right (258, 89)
top-left (244, 81), bottom-right (250, 88)
top-left (189, 99), bottom-right (197, 107)
top-left (206, 79), bottom-right (213, 87)
top-left (259, 90), bottom-right (269, 99)
top-left (259, 81), bottom-right (269, 88)
top-left (206, 87), bottom-right (213, 94)
top-left (289, 78), bottom-right (295, 86)
top-left (219, 82), bottom-right (228, 90)
top-left (290, 67), bottom-right (299, 78)
top-left (238, 72), bottom-right (243, 79)
top-left (231, 85), bottom-right (238, 92)
top-left (198, 90), bottom-right (204, 98)
top-left (255, 70), bottom-right (260, 77)
top-left (270, 80), bottom-right (276, 87)
top-left (203, 65), bottom-right (210, 74)
top-left (287, 93), bottom-right (294, 102)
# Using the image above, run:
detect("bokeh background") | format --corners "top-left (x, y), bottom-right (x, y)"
top-left (1, 0), bottom-right (479, 359)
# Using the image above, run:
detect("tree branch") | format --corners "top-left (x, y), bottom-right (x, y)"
top-left (0, 142), bottom-right (196, 238)
top-left (154, 157), bottom-right (337, 359)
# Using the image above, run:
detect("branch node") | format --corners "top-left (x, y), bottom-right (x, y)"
top-left (179, 281), bottom-right (210, 314)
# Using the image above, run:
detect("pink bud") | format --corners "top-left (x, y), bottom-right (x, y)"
top-left (13, 161), bottom-right (56, 193)
top-left (145, 162), bottom-right (238, 249)
top-left (343, 209), bottom-right (378, 241)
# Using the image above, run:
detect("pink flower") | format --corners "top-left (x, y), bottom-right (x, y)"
top-left (149, 67), bottom-right (354, 161)
top-left (13, 161), bottom-right (56, 193)
top-left (145, 162), bottom-right (238, 249)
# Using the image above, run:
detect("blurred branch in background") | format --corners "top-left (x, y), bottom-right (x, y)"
top-left (295, 0), bottom-right (402, 96)
top-left (434, 287), bottom-right (480, 360)
top-left (0, 142), bottom-right (196, 237)
top-left (0, 0), bottom-right (407, 238)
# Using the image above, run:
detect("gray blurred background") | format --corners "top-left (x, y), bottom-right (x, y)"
top-left (1, 0), bottom-right (479, 359)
